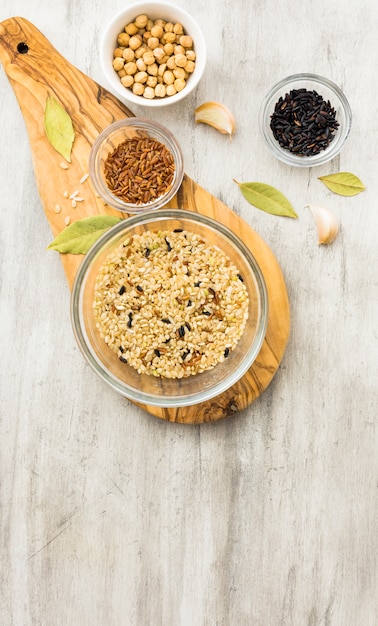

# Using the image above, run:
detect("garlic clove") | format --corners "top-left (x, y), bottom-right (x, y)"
top-left (306, 204), bottom-right (340, 245)
top-left (194, 101), bottom-right (236, 137)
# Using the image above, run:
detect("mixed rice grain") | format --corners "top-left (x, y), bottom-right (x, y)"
top-left (93, 229), bottom-right (249, 378)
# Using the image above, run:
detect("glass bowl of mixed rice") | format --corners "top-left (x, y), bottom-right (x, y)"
top-left (70, 209), bottom-right (268, 407)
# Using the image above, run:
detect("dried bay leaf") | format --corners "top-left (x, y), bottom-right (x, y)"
top-left (47, 215), bottom-right (122, 254)
top-left (44, 96), bottom-right (75, 162)
top-left (318, 172), bottom-right (365, 196)
top-left (234, 180), bottom-right (298, 218)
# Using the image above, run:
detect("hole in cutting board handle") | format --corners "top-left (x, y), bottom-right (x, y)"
top-left (17, 42), bottom-right (29, 54)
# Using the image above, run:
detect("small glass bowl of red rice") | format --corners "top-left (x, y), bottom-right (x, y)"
top-left (89, 118), bottom-right (184, 213)
top-left (70, 209), bottom-right (269, 408)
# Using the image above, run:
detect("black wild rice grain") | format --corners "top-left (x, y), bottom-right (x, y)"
top-left (270, 88), bottom-right (339, 156)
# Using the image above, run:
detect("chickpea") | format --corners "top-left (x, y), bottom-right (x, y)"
top-left (118, 69), bottom-right (126, 78)
top-left (166, 56), bottom-right (177, 70)
top-left (134, 71), bottom-right (148, 84)
top-left (136, 58), bottom-right (147, 72)
top-left (163, 43), bottom-right (174, 56)
top-left (143, 31), bottom-right (152, 42)
top-left (186, 50), bottom-right (196, 62)
top-left (132, 82), bottom-right (144, 95)
top-left (112, 57), bottom-right (125, 71)
top-left (166, 84), bottom-right (177, 96)
top-left (162, 32), bottom-right (176, 44)
top-left (174, 78), bottom-right (186, 92)
top-left (113, 47), bottom-right (125, 58)
top-left (164, 22), bottom-right (174, 33)
top-left (142, 50), bottom-right (155, 65)
top-left (143, 86), bottom-right (156, 99)
top-left (153, 47), bottom-right (165, 63)
top-left (163, 70), bottom-right (175, 85)
top-left (147, 62), bottom-right (158, 76)
top-left (147, 36), bottom-right (160, 50)
top-left (174, 45), bottom-right (185, 55)
top-left (121, 75), bottom-right (134, 88)
top-left (117, 33), bottom-right (130, 47)
top-left (154, 19), bottom-right (166, 27)
top-left (146, 76), bottom-right (158, 88)
top-left (174, 53), bottom-right (187, 68)
top-left (158, 63), bottom-right (167, 77)
top-left (134, 45), bottom-right (148, 59)
top-left (151, 24), bottom-right (163, 38)
top-left (134, 14), bottom-right (148, 28)
top-left (180, 35), bottom-right (193, 48)
top-left (124, 61), bottom-right (137, 75)
top-left (173, 23), bottom-right (184, 35)
top-left (155, 83), bottom-right (166, 98)
top-left (146, 19), bottom-right (154, 30)
top-left (129, 35), bottom-right (142, 50)
top-left (185, 60), bottom-right (195, 73)
top-left (122, 48), bottom-right (135, 62)
top-left (125, 22), bottom-right (139, 35)
top-left (173, 67), bottom-right (186, 80)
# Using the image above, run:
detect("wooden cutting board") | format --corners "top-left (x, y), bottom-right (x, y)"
top-left (0, 17), bottom-right (290, 424)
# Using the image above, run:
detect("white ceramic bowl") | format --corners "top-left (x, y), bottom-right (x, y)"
top-left (100, 1), bottom-right (207, 108)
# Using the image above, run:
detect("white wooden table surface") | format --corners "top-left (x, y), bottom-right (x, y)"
top-left (1, 0), bottom-right (377, 624)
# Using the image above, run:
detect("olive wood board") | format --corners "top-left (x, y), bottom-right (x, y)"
top-left (0, 17), bottom-right (290, 424)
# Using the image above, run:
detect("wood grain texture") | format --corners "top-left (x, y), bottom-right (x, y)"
top-left (1, 1), bottom-right (378, 625)
top-left (0, 17), bottom-right (289, 423)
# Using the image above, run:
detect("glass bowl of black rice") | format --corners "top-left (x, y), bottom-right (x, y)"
top-left (259, 73), bottom-right (352, 167)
